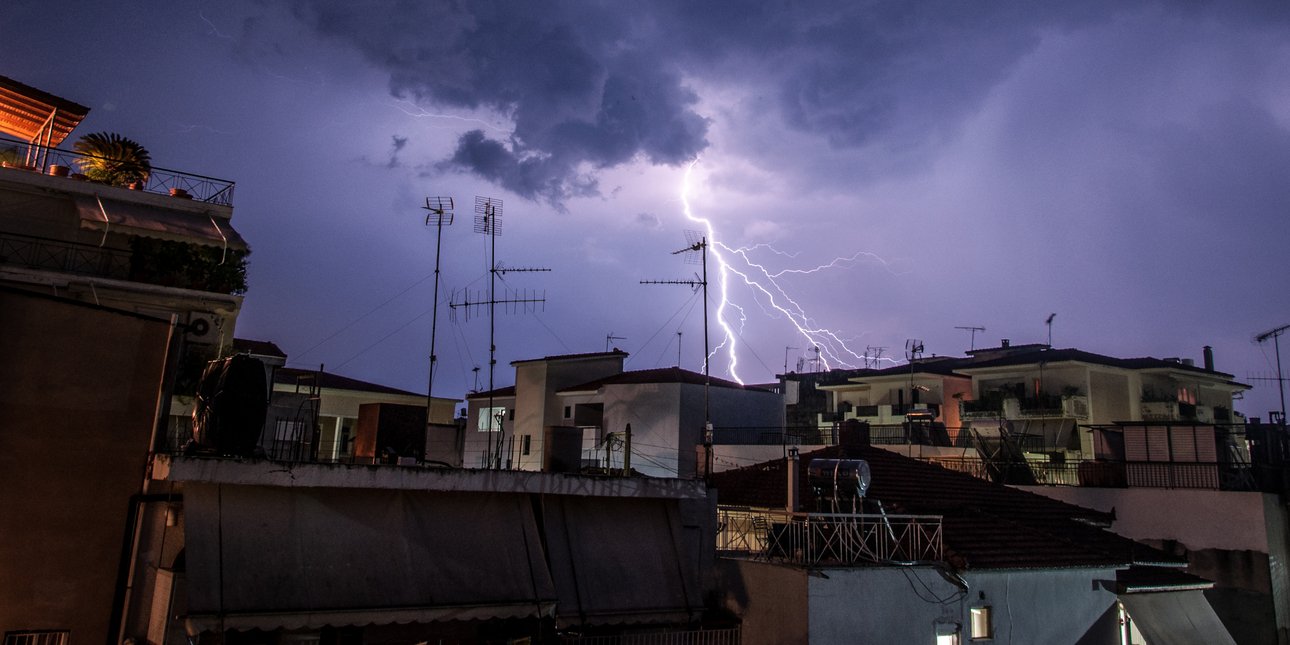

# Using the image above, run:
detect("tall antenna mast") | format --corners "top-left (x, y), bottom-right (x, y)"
top-left (421, 196), bottom-right (454, 428)
top-left (955, 325), bottom-right (986, 351)
top-left (450, 196), bottom-right (550, 469)
top-left (864, 345), bottom-right (886, 369)
top-left (1255, 323), bottom-right (1290, 424)
top-left (642, 230), bottom-right (711, 478)
top-left (677, 331), bottom-right (683, 367)
top-left (1045, 313), bottom-right (1056, 347)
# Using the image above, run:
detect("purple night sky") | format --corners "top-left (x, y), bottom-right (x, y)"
top-left (5, 1), bottom-right (1289, 418)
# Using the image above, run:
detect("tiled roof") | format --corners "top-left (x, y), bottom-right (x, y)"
top-left (958, 347), bottom-right (1237, 380)
top-left (274, 367), bottom-right (423, 397)
top-left (711, 443), bottom-right (1181, 571)
top-left (1118, 566), bottom-right (1214, 593)
top-left (233, 338), bottom-right (287, 358)
top-left (559, 367), bottom-right (767, 394)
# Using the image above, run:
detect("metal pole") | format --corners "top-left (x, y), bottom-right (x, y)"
top-left (426, 218), bottom-right (445, 429)
top-left (702, 238), bottom-right (712, 479)
top-left (1277, 333), bottom-right (1286, 425)
top-left (488, 208), bottom-right (499, 469)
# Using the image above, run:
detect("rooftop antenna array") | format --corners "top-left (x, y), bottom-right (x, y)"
top-left (642, 229), bottom-right (712, 478)
top-left (1254, 323), bottom-right (1290, 425)
top-left (449, 196), bottom-right (550, 469)
top-left (905, 339), bottom-right (924, 362)
top-left (864, 346), bottom-right (886, 369)
top-left (421, 196), bottom-right (453, 426)
top-left (955, 325), bottom-right (986, 351)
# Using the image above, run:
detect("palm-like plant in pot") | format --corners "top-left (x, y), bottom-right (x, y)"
top-left (73, 131), bottom-right (152, 187)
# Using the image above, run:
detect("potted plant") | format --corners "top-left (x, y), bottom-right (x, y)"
top-left (72, 132), bottom-right (152, 187)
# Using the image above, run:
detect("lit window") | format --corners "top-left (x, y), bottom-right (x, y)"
top-left (937, 634), bottom-right (960, 645)
top-left (970, 606), bottom-right (992, 640)
top-left (5, 632), bottom-right (69, 645)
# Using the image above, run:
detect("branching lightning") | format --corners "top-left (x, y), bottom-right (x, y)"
top-left (678, 160), bottom-right (901, 382)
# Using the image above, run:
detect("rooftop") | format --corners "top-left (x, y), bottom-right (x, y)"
top-left (712, 442), bottom-right (1181, 570)
top-left (560, 366), bottom-right (767, 394)
top-left (274, 366), bottom-right (426, 398)
top-left (511, 349), bottom-right (628, 365)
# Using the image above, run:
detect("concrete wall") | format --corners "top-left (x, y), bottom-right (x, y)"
top-left (604, 382), bottom-right (686, 477)
top-left (716, 560), bottom-right (809, 645)
top-left (1023, 486), bottom-right (1287, 644)
top-left (807, 567), bottom-right (1120, 645)
top-left (0, 290), bottom-right (172, 645)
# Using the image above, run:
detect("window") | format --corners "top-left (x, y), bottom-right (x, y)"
top-left (564, 405), bottom-right (572, 419)
top-left (522, 434), bottom-right (532, 456)
top-left (970, 606), bottom-right (992, 640)
top-left (5, 632), bottom-right (69, 645)
top-left (478, 406), bottom-right (507, 431)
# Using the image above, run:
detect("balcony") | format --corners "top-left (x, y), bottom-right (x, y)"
top-left (0, 231), bottom-right (246, 295)
top-left (717, 506), bottom-right (943, 566)
top-left (920, 456), bottom-right (1241, 490)
top-left (711, 426), bottom-right (827, 446)
top-left (1141, 401), bottom-right (1216, 423)
top-left (831, 403), bottom-right (940, 425)
top-left (1, 135), bottom-right (235, 206)
top-left (960, 395), bottom-right (1088, 421)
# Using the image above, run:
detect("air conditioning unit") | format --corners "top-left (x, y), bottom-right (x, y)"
top-left (185, 312), bottom-right (221, 345)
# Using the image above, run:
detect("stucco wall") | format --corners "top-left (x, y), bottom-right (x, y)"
top-left (807, 567), bottom-right (1120, 644)
top-left (1020, 487), bottom-right (1271, 552)
top-left (716, 560), bottom-right (808, 645)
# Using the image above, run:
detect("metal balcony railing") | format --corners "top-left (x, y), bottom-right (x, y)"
top-left (717, 506), bottom-right (943, 566)
top-left (1, 136), bottom-right (235, 206)
top-left (560, 628), bottom-right (741, 645)
top-left (919, 456), bottom-right (1235, 490)
top-left (0, 231), bottom-right (131, 279)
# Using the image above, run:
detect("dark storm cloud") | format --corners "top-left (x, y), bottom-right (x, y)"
top-left (289, 0), bottom-right (1290, 203)
top-left (292, 1), bottom-right (709, 205)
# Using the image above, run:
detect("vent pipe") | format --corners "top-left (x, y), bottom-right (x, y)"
top-left (786, 447), bottom-right (800, 512)
top-left (1203, 346), bottom-right (1215, 371)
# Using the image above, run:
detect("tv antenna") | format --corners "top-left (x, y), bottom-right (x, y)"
top-left (421, 196), bottom-right (453, 426)
top-left (955, 325), bottom-right (986, 351)
top-left (905, 339), bottom-right (925, 362)
top-left (811, 345), bottom-right (822, 372)
top-left (1254, 323), bottom-right (1290, 424)
top-left (676, 331), bottom-right (683, 367)
top-left (784, 346), bottom-right (799, 374)
top-left (1045, 313), bottom-right (1056, 347)
top-left (642, 229), bottom-right (712, 478)
top-left (605, 332), bottom-right (627, 352)
top-left (450, 196), bottom-right (550, 469)
top-left (864, 345), bottom-right (886, 369)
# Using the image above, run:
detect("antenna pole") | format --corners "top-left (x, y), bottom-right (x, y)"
top-left (1257, 323), bottom-right (1290, 423)
top-left (641, 232), bottom-right (711, 479)
top-left (677, 331), bottom-right (683, 367)
top-left (422, 197), bottom-right (454, 430)
top-left (1045, 313), bottom-right (1056, 348)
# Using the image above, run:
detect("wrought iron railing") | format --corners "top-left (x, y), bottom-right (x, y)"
top-left (717, 506), bottom-right (943, 566)
top-left (920, 456), bottom-right (1234, 490)
top-left (0, 136), bottom-right (236, 206)
top-left (710, 426), bottom-right (826, 445)
top-left (0, 231), bottom-right (131, 279)
top-left (560, 628), bottom-right (740, 645)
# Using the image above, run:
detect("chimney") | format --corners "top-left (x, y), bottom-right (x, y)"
top-left (1203, 346), bottom-right (1214, 371)
top-left (1001, 338), bottom-right (1011, 348)
top-left (786, 447), bottom-right (800, 512)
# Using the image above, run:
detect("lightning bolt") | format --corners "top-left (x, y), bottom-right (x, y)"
top-left (678, 160), bottom-right (901, 381)
top-left (389, 100), bottom-right (513, 134)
